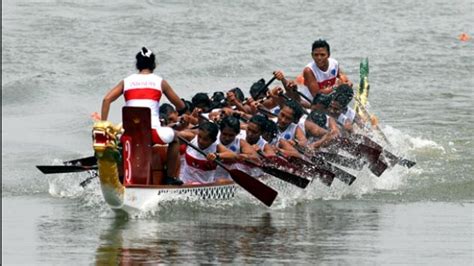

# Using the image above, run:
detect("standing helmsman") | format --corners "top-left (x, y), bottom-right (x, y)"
top-left (302, 39), bottom-right (353, 100)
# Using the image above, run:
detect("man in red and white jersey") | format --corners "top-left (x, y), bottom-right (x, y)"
top-left (101, 47), bottom-right (186, 185)
top-left (301, 39), bottom-right (353, 101)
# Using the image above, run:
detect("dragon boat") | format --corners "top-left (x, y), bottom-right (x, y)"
top-left (36, 58), bottom-right (415, 216)
top-left (91, 106), bottom-right (290, 215)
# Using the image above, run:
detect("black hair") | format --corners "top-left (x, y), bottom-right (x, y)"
top-left (263, 118), bottom-right (278, 141)
top-left (333, 93), bottom-right (352, 108)
top-left (219, 115), bottom-right (240, 134)
top-left (192, 93), bottom-right (211, 108)
top-left (230, 87), bottom-right (245, 102)
top-left (182, 99), bottom-right (194, 113)
top-left (210, 91), bottom-right (227, 109)
top-left (249, 115), bottom-right (268, 132)
top-left (308, 110), bottom-right (328, 129)
top-left (199, 121), bottom-right (219, 142)
top-left (250, 78), bottom-right (267, 100)
top-left (284, 99), bottom-right (304, 123)
top-left (135, 47), bottom-right (156, 71)
top-left (311, 39), bottom-right (330, 55)
top-left (159, 103), bottom-right (176, 117)
top-left (334, 84), bottom-right (354, 100)
top-left (312, 93), bottom-right (333, 108)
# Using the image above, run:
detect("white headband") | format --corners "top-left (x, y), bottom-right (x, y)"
top-left (141, 48), bottom-right (153, 57)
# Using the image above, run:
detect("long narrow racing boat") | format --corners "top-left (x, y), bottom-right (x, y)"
top-left (92, 107), bottom-right (283, 215)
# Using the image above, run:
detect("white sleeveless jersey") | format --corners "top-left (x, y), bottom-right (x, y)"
top-left (276, 123), bottom-right (298, 143)
top-left (215, 135), bottom-right (242, 180)
top-left (343, 107), bottom-right (356, 122)
top-left (306, 58), bottom-right (339, 90)
top-left (298, 114), bottom-right (308, 135)
top-left (336, 107), bottom-right (356, 126)
top-left (123, 73), bottom-right (163, 129)
top-left (305, 114), bottom-right (330, 143)
top-left (255, 136), bottom-right (268, 150)
top-left (180, 136), bottom-right (218, 184)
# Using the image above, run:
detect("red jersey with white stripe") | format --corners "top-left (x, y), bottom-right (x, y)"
top-left (123, 73), bottom-right (163, 129)
top-left (305, 58), bottom-right (339, 90)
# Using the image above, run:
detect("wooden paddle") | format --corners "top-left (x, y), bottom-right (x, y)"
top-left (36, 165), bottom-right (98, 174)
top-left (274, 152), bottom-right (335, 187)
top-left (63, 156), bottom-right (97, 167)
top-left (291, 144), bottom-right (357, 185)
top-left (178, 135), bottom-right (278, 207)
top-left (313, 151), bottom-right (366, 171)
top-left (355, 132), bottom-right (416, 168)
top-left (249, 150), bottom-right (313, 188)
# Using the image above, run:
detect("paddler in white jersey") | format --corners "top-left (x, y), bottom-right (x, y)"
top-left (328, 84), bottom-right (365, 135)
top-left (214, 116), bottom-right (260, 180)
top-left (100, 47), bottom-right (187, 185)
top-left (178, 121), bottom-right (238, 184)
top-left (275, 99), bottom-right (308, 156)
top-left (300, 39), bottom-right (352, 102)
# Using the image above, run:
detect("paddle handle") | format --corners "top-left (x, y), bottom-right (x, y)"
top-left (354, 96), bottom-right (392, 146)
top-left (297, 91), bottom-right (312, 104)
top-left (264, 76), bottom-right (277, 89)
top-left (278, 92), bottom-right (309, 115)
top-left (256, 106), bottom-right (278, 117)
top-left (241, 76), bottom-right (276, 105)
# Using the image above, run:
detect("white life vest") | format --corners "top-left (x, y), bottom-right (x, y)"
top-left (123, 73), bottom-right (164, 129)
top-left (305, 58), bottom-right (339, 90)
top-left (180, 136), bottom-right (218, 184)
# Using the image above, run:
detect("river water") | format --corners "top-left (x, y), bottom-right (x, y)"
top-left (2, 0), bottom-right (473, 264)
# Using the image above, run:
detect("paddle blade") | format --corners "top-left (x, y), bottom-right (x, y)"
top-left (36, 165), bottom-right (98, 174)
top-left (314, 152), bottom-right (365, 171)
top-left (314, 169), bottom-right (335, 187)
top-left (399, 159), bottom-right (416, 168)
top-left (63, 156), bottom-right (97, 167)
top-left (228, 169), bottom-right (278, 207)
top-left (368, 159), bottom-right (388, 177)
top-left (260, 165), bottom-right (310, 189)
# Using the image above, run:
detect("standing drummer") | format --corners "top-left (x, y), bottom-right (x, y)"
top-left (100, 47), bottom-right (186, 185)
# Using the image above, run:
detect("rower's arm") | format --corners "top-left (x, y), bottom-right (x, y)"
top-left (337, 67), bottom-right (353, 87)
top-left (177, 129), bottom-right (196, 142)
top-left (101, 80), bottom-right (124, 121)
top-left (304, 119), bottom-right (328, 138)
top-left (239, 139), bottom-right (260, 162)
top-left (294, 126), bottom-right (307, 146)
top-left (161, 80), bottom-right (185, 111)
top-left (311, 118), bottom-right (340, 149)
top-left (303, 67), bottom-right (333, 96)
top-left (215, 144), bottom-right (238, 163)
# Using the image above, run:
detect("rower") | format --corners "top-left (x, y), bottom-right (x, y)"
top-left (178, 122), bottom-right (237, 184)
top-left (159, 103), bottom-right (179, 126)
top-left (305, 110), bottom-right (340, 150)
top-left (215, 116), bottom-right (260, 180)
top-left (328, 84), bottom-right (365, 134)
top-left (100, 47), bottom-right (186, 186)
top-left (245, 115), bottom-right (276, 157)
top-left (301, 39), bottom-right (352, 102)
top-left (275, 99), bottom-right (307, 145)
